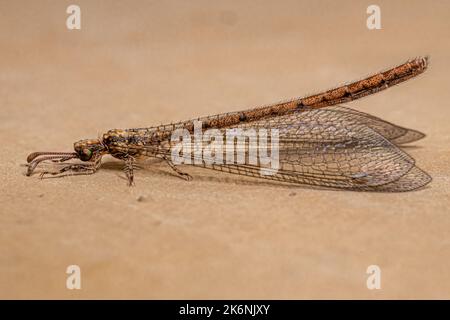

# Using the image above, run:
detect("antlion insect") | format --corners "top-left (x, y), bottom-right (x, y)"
top-left (26, 57), bottom-right (431, 192)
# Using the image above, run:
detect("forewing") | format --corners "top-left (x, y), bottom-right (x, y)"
top-left (134, 108), bottom-right (424, 190)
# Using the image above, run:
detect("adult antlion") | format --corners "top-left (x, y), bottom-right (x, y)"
top-left (26, 57), bottom-right (431, 192)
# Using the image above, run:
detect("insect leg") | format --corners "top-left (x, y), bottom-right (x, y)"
top-left (38, 163), bottom-right (97, 179)
top-left (123, 157), bottom-right (136, 186)
top-left (163, 156), bottom-right (192, 181)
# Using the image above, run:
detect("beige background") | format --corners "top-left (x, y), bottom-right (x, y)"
top-left (1, 0), bottom-right (449, 299)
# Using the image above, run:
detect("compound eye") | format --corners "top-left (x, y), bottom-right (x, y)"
top-left (80, 148), bottom-right (93, 161)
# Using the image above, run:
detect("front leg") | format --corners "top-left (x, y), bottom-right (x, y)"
top-left (36, 156), bottom-right (102, 179)
top-left (39, 164), bottom-right (96, 179)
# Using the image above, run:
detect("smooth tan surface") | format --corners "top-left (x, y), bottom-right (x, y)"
top-left (1, 0), bottom-right (449, 299)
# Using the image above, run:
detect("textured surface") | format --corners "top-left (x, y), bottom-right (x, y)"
top-left (1, 0), bottom-right (449, 299)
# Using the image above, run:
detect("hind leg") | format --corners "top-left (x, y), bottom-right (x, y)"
top-left (163, 156), bottom-right (192, 181)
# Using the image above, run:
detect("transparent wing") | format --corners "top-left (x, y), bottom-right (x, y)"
top-left (118, 108), bottom-right (430, 191)
top-left (327, 105), bottom-right (425, 144)
top-left (353, 165), bottom-right (431, 192)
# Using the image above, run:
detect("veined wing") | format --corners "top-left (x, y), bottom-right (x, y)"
top-left (118, 108), bottom-right (429, 191)
top-left (326, 106), bottom-right (425, 144)
top-left (353, 165), bottom-right (431, 192)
